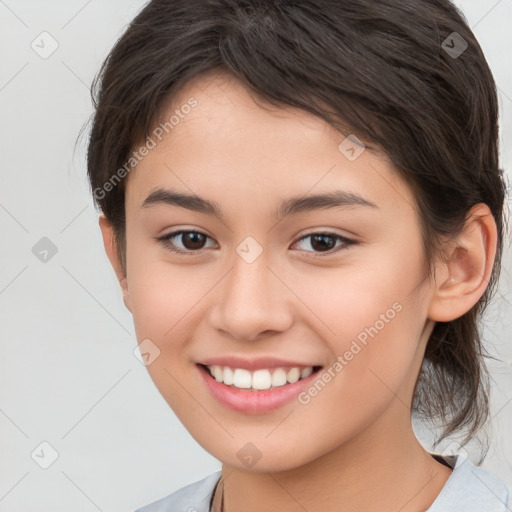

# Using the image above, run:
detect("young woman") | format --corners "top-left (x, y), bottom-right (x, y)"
top-left (86, 0), bottom-right (511, 510)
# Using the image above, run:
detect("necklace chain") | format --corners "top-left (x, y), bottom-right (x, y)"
top-left (212, 478), bottom-right (224, 512)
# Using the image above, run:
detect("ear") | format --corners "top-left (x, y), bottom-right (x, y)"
top-left (428, 203), bottom-right (497, 322)
top-left (98, 214), bottom-right (132, 312)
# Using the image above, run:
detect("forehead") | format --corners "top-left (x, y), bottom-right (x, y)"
top-left (124, 71), bottom-right (416, 219)
top-left (163, 71), bottom-right (342, 158)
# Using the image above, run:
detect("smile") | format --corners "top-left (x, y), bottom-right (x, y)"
top-left (205, 364), bottom-right (321, 391)
top-left (197, 363), bottom-right (324, 414)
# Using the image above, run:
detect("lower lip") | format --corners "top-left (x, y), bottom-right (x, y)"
top-left (197, 364), bottom-right (321, 414)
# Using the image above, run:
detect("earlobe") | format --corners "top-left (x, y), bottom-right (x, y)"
top-left (98, 214), bottom-right (132, 312)
top-left (428, 204), bottom-right (497, 322)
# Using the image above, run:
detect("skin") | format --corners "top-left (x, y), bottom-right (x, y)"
top-left (99, 70), bottom-right (497, 512)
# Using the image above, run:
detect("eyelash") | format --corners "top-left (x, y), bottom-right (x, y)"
top-left (155, 230), bottom-right (356, 257)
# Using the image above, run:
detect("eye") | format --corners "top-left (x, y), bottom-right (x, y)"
top-left (291, 232), bottom-right (356, 256)
top-left (156, 229), bottom-right (356, 256)
top-left (156, 230), bottom-right (217, 254)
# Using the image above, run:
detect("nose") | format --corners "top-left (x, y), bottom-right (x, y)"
top-left (208, 251), bottom-right (295, 342)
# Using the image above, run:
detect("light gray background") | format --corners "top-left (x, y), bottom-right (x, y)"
top-left (0, 1), bottom-right (511, 511)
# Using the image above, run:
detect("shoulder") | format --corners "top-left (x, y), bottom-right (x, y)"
top-left (428, 453), bottom-right (512, 512)
top-left (134, 470), bottom-right (222, 512)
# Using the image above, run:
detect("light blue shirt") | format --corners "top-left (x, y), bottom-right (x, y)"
top-left (134, 453), bottom-right (512, 512)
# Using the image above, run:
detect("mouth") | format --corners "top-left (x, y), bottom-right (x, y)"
top-left (196, 362), bottom-right (324, 414)
top-left (198, 363), bottom-right (323, 392)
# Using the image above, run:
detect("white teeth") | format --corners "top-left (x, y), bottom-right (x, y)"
top-left (233, 369), bottom-right (252, 388)
top-left (207, 365), bottom-right (316, 390)
top-left (287, 367), bottom-right (300, 384)
top-left (223, 366), bottom-right (234, 386)
top-left (252, 369), bottom-right (272, 390)
top-left (300, 366), bottom-right (313, 379)
top-left (271, 368), bottom-right (287, 387)
top-left (212, 366), bottom-right (223, 382)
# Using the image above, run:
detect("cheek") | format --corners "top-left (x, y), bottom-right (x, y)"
top-left (271, 302), bottom-right (425, 470)
top-left (292, 240), bottom-right (425, 347)
top-left (126, 243), bottom-right (209, 339)
top-left (126, 258), bottom-right (212, 416)
top-left (290, 244), bottom-right (427, 413)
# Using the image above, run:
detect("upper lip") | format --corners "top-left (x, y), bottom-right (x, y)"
top-left (197, 356), bottom-right (323, 371)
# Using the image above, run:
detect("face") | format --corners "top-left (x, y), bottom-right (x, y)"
top-left (108, 71), bottom-right (438, 472)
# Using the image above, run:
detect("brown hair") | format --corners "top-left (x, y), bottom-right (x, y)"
top-left (85, 0), bottom-right (507, 460)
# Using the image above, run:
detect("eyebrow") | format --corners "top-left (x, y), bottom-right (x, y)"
top-left (141, 188), bottom-right (378, 220)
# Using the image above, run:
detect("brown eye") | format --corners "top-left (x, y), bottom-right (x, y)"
top-left (293, 232), bottom-right (355, 256)
top-left (179, 232), bottom-right (207, 250)
top-left (157, 230), bottom-right (215, 254)
top-left (309, 234), bottom-right (337, 251)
